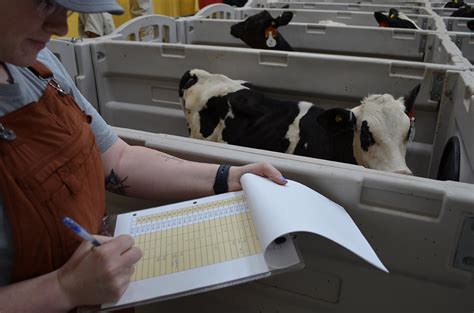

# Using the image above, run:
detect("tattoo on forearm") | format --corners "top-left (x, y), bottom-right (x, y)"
top-left (105, 169), bottom-right (130, 195)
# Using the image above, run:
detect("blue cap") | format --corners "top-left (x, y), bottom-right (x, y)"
top-left (55, 0), bottom-right (125, 15)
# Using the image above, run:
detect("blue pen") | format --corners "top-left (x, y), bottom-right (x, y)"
top-left (63, 217), bottom-right (101, 247)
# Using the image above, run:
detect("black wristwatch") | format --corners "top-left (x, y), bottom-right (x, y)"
top-left (213, 164), bottom-right (232, 194)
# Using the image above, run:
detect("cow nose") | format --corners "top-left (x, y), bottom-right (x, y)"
top-left (394, 169), bottom-right (413, 175)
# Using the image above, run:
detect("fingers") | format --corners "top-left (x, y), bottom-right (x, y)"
top-left (101, 234), bottom-right (136, 255)
top-left (229, 162), bottom-right (288, 191)
top-left (257, 162), bottom-right (288, 185)
top-left (92, 235), bottom-right (114, 243)
top-left (244, 162), bottom-right (287, 185)
top-left (120, 246), bottom-right (143, 265)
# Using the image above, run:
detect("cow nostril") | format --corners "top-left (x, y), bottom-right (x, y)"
top-left (394, 169), bottom-right (413, 175)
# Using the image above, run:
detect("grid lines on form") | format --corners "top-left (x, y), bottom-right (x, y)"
top-left (130, 195), bottom-right (262, 281)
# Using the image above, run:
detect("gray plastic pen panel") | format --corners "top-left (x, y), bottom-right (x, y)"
top-left (240, 8), bottom-right (436, 29)
top-left (430, 1), bottom-right (474, 7)
top-left (113, 14), bottom-right (179, 43)
top-left (90, 41), bottom-right (470, 178)
top-left (429, 71), bottom-right (474, 183)
top-left (443, 17), bottom-right (473, 32)
top-left (248, 0), bottom-right (431, 14)
top-left (432, 7), bottom-right (460, 16)
top-left (195, 4), bottom-right (436, 29)
top-left (47, 38), bottom-right (100, 110)
top-left (277, 0), bottom-right (428, 5)
top-left (46, 39), bottom-right (78, 79)
top-left (195, 3), bottom-right (241, 19)
top-left (183, 19), bottom-right (463, 64)
top-left (450, 32), bottom-right (474, 63)
top-left (110, 128), bottom-right (474, 313)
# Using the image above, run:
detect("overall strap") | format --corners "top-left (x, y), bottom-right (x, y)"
top-left (28, 61), bottom-right (54, 79)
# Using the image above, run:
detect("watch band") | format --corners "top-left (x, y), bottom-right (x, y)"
top-left (213, 164), bottom-right (231, 194)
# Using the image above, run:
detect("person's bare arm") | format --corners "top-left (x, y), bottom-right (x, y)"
top-left (101, 138), bottom-right (286, 202)
top-left (0, 271), bottom-right (71, 313)
top-left (0, 235), bottom-right (142, 313)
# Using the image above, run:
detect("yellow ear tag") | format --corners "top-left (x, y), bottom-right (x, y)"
top-left (389, 14), bottom-right (395, 19)
top-left (335, 115), bottom-right (343, 123)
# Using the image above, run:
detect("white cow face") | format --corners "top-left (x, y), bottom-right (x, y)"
top-left (351, 92), bottom-right (415, 175)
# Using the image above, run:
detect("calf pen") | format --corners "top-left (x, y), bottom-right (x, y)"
top-left (245, 0), bottom-right (433, 15)
top-left (49, 33), bottom-right (473, 184)
top-left (45, 4), bottom-right (474, 313)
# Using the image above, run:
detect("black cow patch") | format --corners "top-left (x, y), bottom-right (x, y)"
top-left (221, 89), bottom-right (299, 152)
top-left (223, 0), bottom-right (247, 7)
top-left (179, 70), bottom-right (198, 97)
top-left (360, 121), bottom-right (376, 152)
top-left (294, 107), bottom-right (357, 164)
top-left (199, 96), bottom-right (229, 138)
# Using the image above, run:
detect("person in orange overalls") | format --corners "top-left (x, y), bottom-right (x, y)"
top-left (0, 0), bottom-right (287, 311)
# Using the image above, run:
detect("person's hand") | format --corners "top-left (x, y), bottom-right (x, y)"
top-left (228, 162), bottom-right (287, 192)
top-left (56, 234), bottom-right (142, 308)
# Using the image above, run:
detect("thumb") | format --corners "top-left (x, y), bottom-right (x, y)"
top-left (254, 162), bottom-right (288, 185)
top-left (230, 162), bottom-right (287, 191)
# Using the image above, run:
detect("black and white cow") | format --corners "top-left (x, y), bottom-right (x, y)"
top-left (444, 0), bottom-right (466, 8)
top-left (230, 10), bottom-right (294, 51)
top-left (179, 69), bottom-right (420, 175)
top-left (451, 4), bottom-right (474, 17)
top-left (374, 9), bottom-right (421, 29)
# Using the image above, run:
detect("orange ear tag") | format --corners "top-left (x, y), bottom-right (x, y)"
top-left (265, 26), bottom-right (277, 48)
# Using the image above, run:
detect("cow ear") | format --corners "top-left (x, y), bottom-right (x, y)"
top-left (403, 84), bottom-right (421, 114)
top-left (228, 89), bottom-right (265, 116)
top-left (230, 21), bottom-right (245, 38)
top-left (317, 108), bottom-right (356, 131)
top-left (275, 12), bottom-right (293, 26)
top-left (374, 12), bottom-right (388, 25)
top-left (179, 70), bottom-right (198, 97)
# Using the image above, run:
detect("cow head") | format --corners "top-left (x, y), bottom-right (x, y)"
top-left (230, 10), bottom-right (294, 51)
top-left (444, 0), bottom-right (466, 8)
top-left (347, 85), bottom-right (420, 174)
top-left (374, 9), bottom-right (420, 29)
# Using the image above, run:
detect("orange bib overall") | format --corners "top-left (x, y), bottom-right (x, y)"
top-left (0, 61), bottom-right (105, 282)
